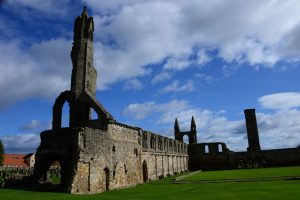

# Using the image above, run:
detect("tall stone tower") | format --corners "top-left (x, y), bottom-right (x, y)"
top-left (50, 7), bottom-right (113, 130)
top-left (244, 109), bottom-right (261, 152)
top-left (71, 6), bottom-right (97, 97)
top-left (33, 7), bottom-right (115, 192)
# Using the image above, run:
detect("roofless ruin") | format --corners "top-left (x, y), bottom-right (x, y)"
top-left (22, 7), bottom-right (300, 194)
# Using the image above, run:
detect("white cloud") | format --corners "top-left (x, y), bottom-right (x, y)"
top-left (83, 0), bottom-right (300, 88)
top-left (257, 110), bottom-right (300, 149)
top-left (164, 55), bottom-right (193, 71)
top-left (5, 0), bottom-right (72, 16)
top-left (123, 99), bottom-right (300, 151)
top-left (19, 120), bottom-right (41, 131)
top-left (196, 49), bottom-right (211, 65)
top-left (161, 80), bottom-right (194, 93)
top-left (0, 39), bottom-right (71, 107)
top-left (195, 73), bottom-right (215, 83)
top-left (123, 78), bottom-right (143, 91)
top-left (1, 133), bottom-right (40, 153)
top-left (123, 99), bottom-right (247, 149)
top-left (123, 99), bottom-right (190, 120)
top-left (258, 92), bottom-right (300, 110)
top-left (151, 72), bottom-right (172, 84)
top-left (3, 1), bottom-right (300, 104)
top-left (163, 49), bottom-right (210, 71)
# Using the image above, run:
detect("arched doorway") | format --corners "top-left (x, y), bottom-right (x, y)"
top-left (104, 168), bottom-right (110, 191)
top-left (48, 161), bottom-right (61, 185)
top-left (142, 161), bottom-right (148, 182)
top-left (33, 152), bottom-right (63, 186)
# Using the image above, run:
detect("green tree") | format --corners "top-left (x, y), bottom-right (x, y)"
top-left (0, 139), bottom-right (4, 166)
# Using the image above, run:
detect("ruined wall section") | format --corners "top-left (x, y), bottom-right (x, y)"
top-left (35, 122), bottom-right (188, 194)
top-left (188, 142), bottom-right (233, 170)
top-left (140, 130), bottom-right (188, 180)
top-left (70, 124), bottom-right (143, 194)
top-left (234, 147), bottom-right (300, 168)
top-left (33, 128), bottom-right (82, 192)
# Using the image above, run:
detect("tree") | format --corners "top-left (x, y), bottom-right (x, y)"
top-left (0, 139), bottom-right (4, 166)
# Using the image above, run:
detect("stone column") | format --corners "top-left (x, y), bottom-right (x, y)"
top-left (244, 109), bottom-right (261, 152)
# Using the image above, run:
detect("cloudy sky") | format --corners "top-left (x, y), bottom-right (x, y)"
top-left (1, 0), bottom-right (300, 153)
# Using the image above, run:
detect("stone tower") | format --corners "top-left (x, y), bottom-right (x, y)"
top-left (244, 109), bottom-right (261, 152)
top-left (51, 7), bottom-right (113, 130)
top-left (71, 6), bottom-right (97, 97)
top-left (174, 116), bottom-right (197, 144)
top-left (32, 7), bottom-right (115, 192)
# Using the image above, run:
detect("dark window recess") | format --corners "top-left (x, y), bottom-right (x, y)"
top-left (124, 164), bottom-right (128, 174)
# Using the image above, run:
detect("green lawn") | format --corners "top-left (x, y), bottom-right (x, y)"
top-left (1, 167), bottom-right (300, 200)
top-left (50, 175), bottom-right (61, 185)
top-left (183, 166), bottom-right (300, 181)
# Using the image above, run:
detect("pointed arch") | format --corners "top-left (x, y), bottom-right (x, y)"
top-left (52, 91), bottom-right (73, 130)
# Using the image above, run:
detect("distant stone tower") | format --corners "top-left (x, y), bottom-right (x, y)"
top-left (174, 116), bottom-right (197, 144)
top-left (244, 109), bottom-right (261, 152)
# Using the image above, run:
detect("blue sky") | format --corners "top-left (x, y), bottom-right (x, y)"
top-left (1, 0), bottom-right (300, 153)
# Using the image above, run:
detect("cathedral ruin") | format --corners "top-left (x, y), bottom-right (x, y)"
top-left (28, 8), bottom-right (300, 194)
top-left (31, 7), bottom-right (188, 194)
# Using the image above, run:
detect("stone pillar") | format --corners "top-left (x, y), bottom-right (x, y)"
top-left (244, 109), bottom-right (261, 152)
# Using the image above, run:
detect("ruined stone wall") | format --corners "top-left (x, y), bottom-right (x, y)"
top-left (68, 123), bottom-right (188, 194)
top-left (33, 128), bottom-right (82, 191)
top-left (188, 142), bottom-right (231, 170)
top-left (234, 147), bottom-right (300, 168)
top-left (34, 120), bottom-right (188, 194)
top-left (188, 142), bottom-right (300, 170)
top-left (140, 130), bottom-right (188, 180)
top-left (70, 124), bottom-right (142, 194)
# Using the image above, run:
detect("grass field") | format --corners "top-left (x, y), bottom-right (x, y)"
top-left (183, 166), bottom-right (300, 181)
top-left (1, 167), bottom-right (300, 200)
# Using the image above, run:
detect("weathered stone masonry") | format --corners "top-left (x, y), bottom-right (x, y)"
top-left (32, 8), bottom-right (188, 194)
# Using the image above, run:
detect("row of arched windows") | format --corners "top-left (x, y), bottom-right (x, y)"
top-left (142, 132), bottom-right (187, 153)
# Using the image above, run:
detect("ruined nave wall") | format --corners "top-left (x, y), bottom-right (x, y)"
top-left (69, 123), bottom-right (188, 194)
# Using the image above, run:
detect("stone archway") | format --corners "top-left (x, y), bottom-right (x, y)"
top-left (142, 161), bottom-right (148, 182)
top-left (32, 152), bottom-right (64, 185)
top-left (52, 91), bottom-right (73, 130)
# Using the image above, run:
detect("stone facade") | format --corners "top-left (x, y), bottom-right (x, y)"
top-left (31, 7), bottom-right (188, 194)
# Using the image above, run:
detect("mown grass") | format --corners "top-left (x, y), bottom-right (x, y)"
top-left (1, 167), bottom-right (300, 200)
top-left (50, 175), bottom-right (61, 185)
top-left (183, 166), bottom-right (300, 181)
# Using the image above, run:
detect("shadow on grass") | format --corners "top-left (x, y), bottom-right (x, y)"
top-left (3, 176), bottom-right (65, 193)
